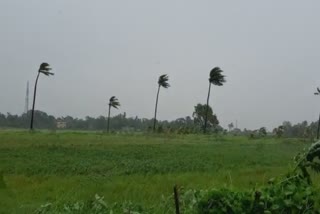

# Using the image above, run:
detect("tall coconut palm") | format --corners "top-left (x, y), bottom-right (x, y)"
top-left (30, 63), bottom-right (54, 130)
top-left (204, 67), bottom-right (226, 133)
top-left (315, 87), bottom-right (320, 139)
top-left (107, 96), bottom-right (120, 132)
top-left (153, 74), bottom-right (170, 132)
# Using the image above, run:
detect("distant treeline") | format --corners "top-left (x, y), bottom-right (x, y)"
top-left (0, 111), bottom-right (318, 138)
top-left (0, 110), bottom-right (209, 133)
top-left (230, 121), bottom-right (319, 140)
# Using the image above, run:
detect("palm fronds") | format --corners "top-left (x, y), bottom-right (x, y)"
top-left (39, 63), bottom-right (54, 76)
top-left (109, 96), bottom-right (120, 109)
top-left (158, 74), bottom-right (170, 88)
top-left (209, 67), bottom-right (225, 86)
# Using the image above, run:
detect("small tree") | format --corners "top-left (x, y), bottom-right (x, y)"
top-left (204, 67), bottom-right (226, 133)
top-left (107, 96), bottom-right (120, 132)
top-left (153, 74), bottom-right (170, 132)
top-left (273, 125), bottom-right (284, 138)
top-left (228, 123), bottom-right (234, 132)
top-left (258, 127), bottom-right (267, 137)
top-left (193, 103), bottom-right (219, 132)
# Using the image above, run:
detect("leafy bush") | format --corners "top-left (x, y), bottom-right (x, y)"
top-left (197, 141), bottom-right (320, 213)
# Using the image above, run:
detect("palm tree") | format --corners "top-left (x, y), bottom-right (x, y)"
top-left (153, 74), bottom-right (170, 132)
top-left (30, 63), bottom-right (54, 130)
top-left (107, 96), bottom-right (120, 132)
top-left (204, 67), bottom-right (226, 133)
top-left (315, 87), bottom-right (320, 139)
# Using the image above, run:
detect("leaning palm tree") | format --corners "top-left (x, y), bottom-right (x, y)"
top-left (30, 63), bottom-right (54, 130)
top-left (314, 87), bottom-right (320, 139)
top-left (204, 67), bottom-right (226, 133)
top-left (107, 96), bottom-right (120, 132)
top-left (153, 74), bottom-right (170, 132)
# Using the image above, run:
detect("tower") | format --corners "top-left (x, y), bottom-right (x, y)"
top-left (24, 81), bottom-right (29, 114)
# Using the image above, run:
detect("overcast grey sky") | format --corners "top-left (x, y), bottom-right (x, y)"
top-left (1, 0), bottom-right (320, 130)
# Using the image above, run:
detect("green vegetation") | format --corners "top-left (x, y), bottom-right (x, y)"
top-left (1, 131), bottom-right (319, 213)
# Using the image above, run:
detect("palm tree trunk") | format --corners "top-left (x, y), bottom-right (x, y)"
top-left (107, 105), bottom-right (111, 133)
top-left (153, 85), bottom-right (161, 132)
top-left (30, 72), bottom-right (40, 130)
top-left (317, 113), bottom-right (320, 140)
top-left (204, 82), bottom-right (211, 133)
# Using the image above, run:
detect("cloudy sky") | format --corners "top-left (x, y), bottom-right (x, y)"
top-left (1, 0), bottom-right (320, 130)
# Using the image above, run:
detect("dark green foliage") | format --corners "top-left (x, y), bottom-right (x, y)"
top-left (0, 111), bottom-right (56, 129)
top-left (209, 67), bottom-right (226, 86)
top-left (258, 127), bottom-right (267, 137)
top-left (197, 141), bottom-right (320, 214)
top-left (0, 111), bottom-right (201, 132)
top-left (108, 96), bottom-right (120, 109)
top-left (275, 121), bottom-right (318, 139)
top-left (157, 125), bottom-right (164, 133)
top-left (197, 177), bottom-right (318, 213)
top-left (38, 62), bottom-right (53, 76)
top-left (273, 125), bottom-right (284, 138)
top-left (306, 141), bottom-right (320, 162)
top-left (158, 74), bottom-right (170, 88)
top-left (193, 103), bottom-right (219, 131)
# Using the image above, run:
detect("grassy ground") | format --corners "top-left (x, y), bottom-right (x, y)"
top-left (0, 131), bottom-right (315, 213)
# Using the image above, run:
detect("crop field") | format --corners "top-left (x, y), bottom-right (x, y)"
top-left (0, 131), bottom-right (318, 213)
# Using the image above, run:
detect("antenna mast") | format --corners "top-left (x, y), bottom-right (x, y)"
top-left (24, 81), bottom-right (29, 114)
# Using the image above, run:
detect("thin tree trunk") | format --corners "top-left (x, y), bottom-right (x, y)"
top-left (153, 85), bottom-right (161, 132)
top-left (204, 82), bottom-right (211, 133)
top-left (30, 72), bottom-right (40, 130)
top-left (107, 105), bottom-right (111, 133)
top-left (317, 113), bottom-right (320, 140)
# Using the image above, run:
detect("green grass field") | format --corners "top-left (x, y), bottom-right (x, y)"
top-left (0, 131), bottom-right (317, 213)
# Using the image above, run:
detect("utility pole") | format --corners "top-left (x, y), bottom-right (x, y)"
top-left (314, 87), bottom-right (320, 140)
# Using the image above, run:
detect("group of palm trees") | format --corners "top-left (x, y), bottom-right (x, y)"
top-left (29, 63), bottom-right (227, 133)
top-left (27, 62), bottom-right (320, 138)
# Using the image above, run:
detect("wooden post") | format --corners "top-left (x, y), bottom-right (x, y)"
top-left (174, 185), bottom-right (180, 214)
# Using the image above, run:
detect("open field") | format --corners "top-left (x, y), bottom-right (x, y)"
top-left (0, 131), bottom-right (318, 213)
